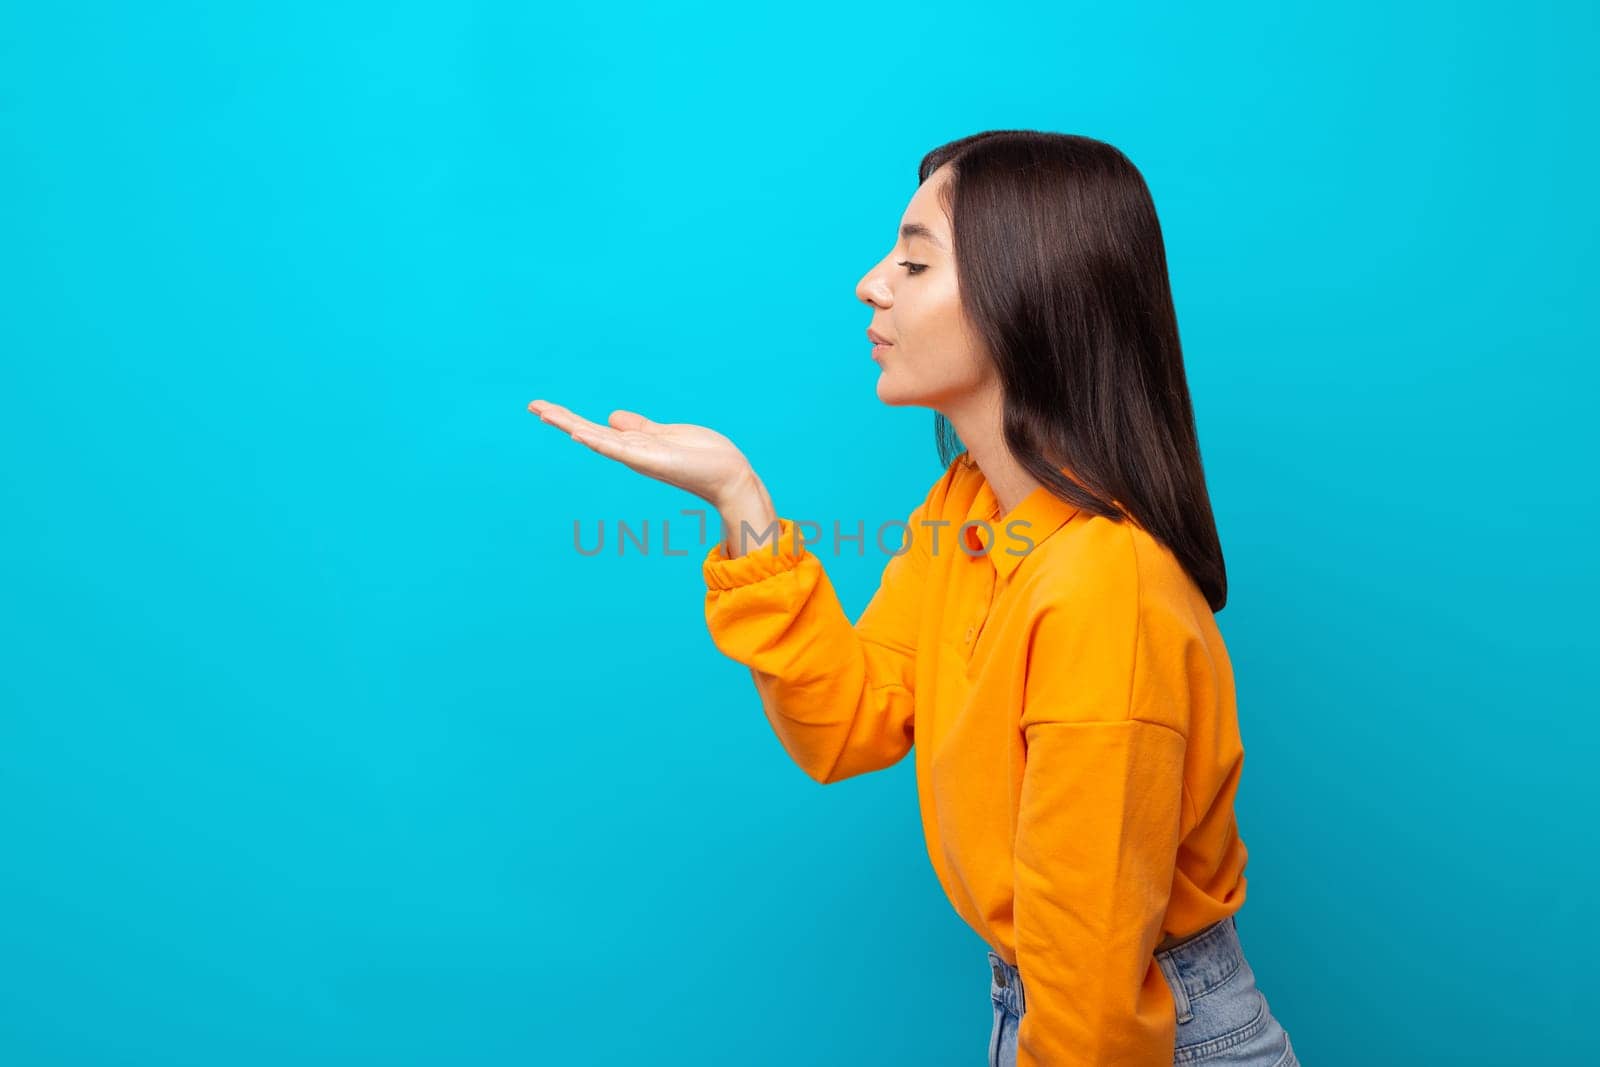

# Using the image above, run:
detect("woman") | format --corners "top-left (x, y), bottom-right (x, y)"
top-left (529, 130), bottom-right (1299, 1067)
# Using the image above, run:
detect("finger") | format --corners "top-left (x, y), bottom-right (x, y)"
top-left (532, 401), bottom-right (606, 438)
top-left (569, 425), bottom-right (640, 463)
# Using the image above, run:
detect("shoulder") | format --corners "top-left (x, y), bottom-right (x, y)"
top-left (1017, 512), bottom-right (1215, 734)
top-left (908, 451), bottom-right (978, 525)
top-left (868, 453), bottom-right (973, 560)
top-left (935, 451), bottom-right (976, 503)
top-left (1026, 510), bottom-right (1202, 619)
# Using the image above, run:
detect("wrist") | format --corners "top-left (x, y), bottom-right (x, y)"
top-left (712, 466), bottom-right (764, 513)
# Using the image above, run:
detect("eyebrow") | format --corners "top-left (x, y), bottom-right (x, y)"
top-left (900, 222), bottom-right (947, 252)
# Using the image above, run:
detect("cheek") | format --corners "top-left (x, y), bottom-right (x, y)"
top-left (898, 340), bottom-right (986, 394)
top-left (900, 281), bottom-right (962, 342)
top-left (917, 290), bottom-right (980, 370)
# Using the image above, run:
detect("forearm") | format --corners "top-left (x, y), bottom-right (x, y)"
top-left (701, 468), bottom-right (931, 785)
top-left (735, 566), bottom-right (917, 784)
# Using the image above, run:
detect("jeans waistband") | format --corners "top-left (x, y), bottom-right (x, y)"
top-left (987, 914), bottom-right (1241, 1021)
top-left (1151, 915), bottom-right (1244, 1023)
top-left (987, 946), bottom-right (1027, 1017)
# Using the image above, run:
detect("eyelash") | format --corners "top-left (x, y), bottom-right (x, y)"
top-left (897, 260), bottom-right (928, 275)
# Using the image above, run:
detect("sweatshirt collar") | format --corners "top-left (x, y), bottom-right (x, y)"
top-left (957, 455), bottom-right (1084, 581)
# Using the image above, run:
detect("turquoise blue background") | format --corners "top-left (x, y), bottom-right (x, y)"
top-left (2, 1), bottom-right (1595, 1063)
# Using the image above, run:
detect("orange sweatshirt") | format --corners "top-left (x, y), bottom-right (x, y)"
top-left (701, 452), bottom-right (1249, 1066)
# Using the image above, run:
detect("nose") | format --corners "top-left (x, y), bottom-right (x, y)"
top-left (855, 256), bottom-right (893, 307)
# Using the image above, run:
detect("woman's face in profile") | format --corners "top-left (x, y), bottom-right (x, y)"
top-left (855, 162), bottom-right (993, 413)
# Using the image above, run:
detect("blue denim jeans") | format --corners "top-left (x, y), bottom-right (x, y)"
top-left (986, 914), bottom-right (1299, 1065)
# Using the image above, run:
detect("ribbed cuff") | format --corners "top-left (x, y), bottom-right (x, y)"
top-left (702, 516), bottom-right (810, 590)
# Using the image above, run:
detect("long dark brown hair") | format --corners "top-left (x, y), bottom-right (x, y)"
top-left (919, 130), bottom-right (1228, 612)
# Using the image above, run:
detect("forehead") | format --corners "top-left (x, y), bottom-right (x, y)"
top-left (900, 167), bottom-right (953, 249)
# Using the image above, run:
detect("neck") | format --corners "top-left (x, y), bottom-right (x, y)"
top-left (943, 388), bottom-right (1041, 517)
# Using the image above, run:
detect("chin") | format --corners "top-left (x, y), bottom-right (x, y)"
top-left (874, 376), bottom-right (914, 406)
top-left (875, 373), bottom-right (937, 408)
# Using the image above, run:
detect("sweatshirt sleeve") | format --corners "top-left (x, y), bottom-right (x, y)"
top-left (1012, 598), bottom-right (1190, 1066)
top-left (701, 468), bottom-right (951, 785)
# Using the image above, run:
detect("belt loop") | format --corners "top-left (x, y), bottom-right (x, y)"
top-left (1156, 951), bottom-right (1192, 1023)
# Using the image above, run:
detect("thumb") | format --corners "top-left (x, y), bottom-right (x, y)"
top-left (608, 408), bottom-right (663, 433)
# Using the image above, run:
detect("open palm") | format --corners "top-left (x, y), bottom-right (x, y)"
top-left (527, 399), bottom-right (755, 508)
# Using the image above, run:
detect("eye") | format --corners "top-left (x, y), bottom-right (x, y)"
top-left (896, 260), bottom-right (928, 275)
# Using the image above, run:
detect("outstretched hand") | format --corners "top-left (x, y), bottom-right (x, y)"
top-left (527, 399), bottom-right (759, 510)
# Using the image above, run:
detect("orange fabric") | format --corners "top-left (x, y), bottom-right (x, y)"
top-left (702, 452), bottom-right (1249, 1067)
